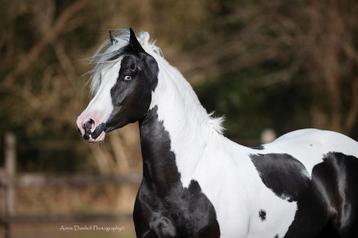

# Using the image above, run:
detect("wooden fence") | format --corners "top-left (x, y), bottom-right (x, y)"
top-left (0, 132), bottom-right (141, 238)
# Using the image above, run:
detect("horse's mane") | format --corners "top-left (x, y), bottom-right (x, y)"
top-left (89, 28), bottom-right (224, 134)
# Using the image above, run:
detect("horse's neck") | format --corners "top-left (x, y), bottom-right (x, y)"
top-left (139, 105), bottom-right (182, 196)
top-left (139, 58), bottom-right (214, 189)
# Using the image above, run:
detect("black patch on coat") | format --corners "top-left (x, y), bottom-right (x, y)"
top-left (133, 106), bottom-right (220, 238)
top-left (250, 153), bottom-right (310, 202)
top-left (252, 152), bottom-right (358, 238)
top-left (105, 53), bottom-right (157, 132)
top-left (274, 235), bottom-right (279, 238)
top-left (259, 209), bottom-right (266, 221)
top-left (285, 152), bottom-right (358, 238)
top-left (103, 30), bottom-right (159, 132)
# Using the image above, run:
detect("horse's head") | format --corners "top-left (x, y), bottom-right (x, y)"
top-left (76, 28), bottom-right (158, 142)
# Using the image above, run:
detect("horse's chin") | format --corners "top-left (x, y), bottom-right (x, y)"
top-left (87, 131), bottom-right (106, 143)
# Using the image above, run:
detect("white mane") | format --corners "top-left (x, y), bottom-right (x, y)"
top-left (89, 29), bottom-right (224, 134)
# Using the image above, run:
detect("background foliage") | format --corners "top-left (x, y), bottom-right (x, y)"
top-left (1, 0), bottom-right (357, 173)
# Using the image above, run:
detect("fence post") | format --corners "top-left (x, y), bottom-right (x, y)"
top-left (4, 132), bottom-right (16, 238)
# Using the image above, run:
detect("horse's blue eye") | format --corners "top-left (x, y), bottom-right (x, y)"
top-left (124, 75), bottom-right (132, 81)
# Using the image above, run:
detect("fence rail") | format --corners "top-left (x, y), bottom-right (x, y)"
top-left (0, 173), bottom-right (141, 187)
top-left (0, 132), bottom-right (141, 238)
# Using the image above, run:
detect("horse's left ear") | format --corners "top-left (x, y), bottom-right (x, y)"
top-left (129, 28), bottom-right (145, 53)
top-left (108, 30), bottom-right (117, 45)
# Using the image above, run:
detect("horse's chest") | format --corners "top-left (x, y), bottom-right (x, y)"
top-left (134, 180), bottom-right (220, 238)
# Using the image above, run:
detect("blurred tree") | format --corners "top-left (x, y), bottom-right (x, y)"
top-left (0, 0), bottom-right (108, 171)
top-left (190, 0), bottom-right (358, 141)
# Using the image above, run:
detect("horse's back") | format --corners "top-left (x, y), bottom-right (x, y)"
top-left (272, 129), bottom-right (358, 156)
top-left (264, 129), bottom-right (358, 173)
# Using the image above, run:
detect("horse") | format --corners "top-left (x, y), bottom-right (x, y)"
top-left (76, 28), bottom-right (358, 238)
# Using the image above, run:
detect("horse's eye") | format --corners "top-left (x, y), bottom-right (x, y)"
top-left (124, 75), bottom-right (132, 81)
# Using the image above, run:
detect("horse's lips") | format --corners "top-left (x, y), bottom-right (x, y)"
top-left (91, 123), bottom-right (107, 139)
top-left (88, 132), bottom-right (105, 143)
top-left (82, 123), bottom-right (106, 143)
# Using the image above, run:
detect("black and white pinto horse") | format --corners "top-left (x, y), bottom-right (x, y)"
top-left (76, 29), bottom-right (358, 238)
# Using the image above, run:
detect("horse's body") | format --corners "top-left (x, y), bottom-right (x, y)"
top-left (76, 29), bottom-right (358, 238)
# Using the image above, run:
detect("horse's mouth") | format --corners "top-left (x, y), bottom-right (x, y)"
top-left (82, 122), bottom-right (107, 143)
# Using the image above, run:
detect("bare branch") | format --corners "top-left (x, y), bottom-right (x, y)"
top-left (4, 0), bottom-right (87, 86)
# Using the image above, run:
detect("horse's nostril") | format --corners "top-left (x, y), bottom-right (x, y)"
top-left (82, 119), bottom-right (95, 140)
top-left (83, 119), bottom-right (94, 130)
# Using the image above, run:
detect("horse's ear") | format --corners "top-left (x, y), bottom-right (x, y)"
top-left (108, 30), bottom-right (117, 45)
top-left (129, 28), bottom-right (145, 53)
